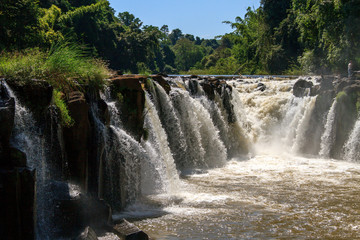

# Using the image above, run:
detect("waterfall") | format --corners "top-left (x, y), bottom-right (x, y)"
top-left (4, 81), bottom-right (51, 239)
top-left (151, 82), bottom-right (188, 168)
top-left (102, 88), bottom-right (144, 208)
top-left (170, 87), bottom-right (227, 169)
top-left (141, 92), bottom-right (180, 195)
top-left (291, 96), bottom-right (317, 154)
top-left (343, 115), bottom-right (360, 161)
top-left (319, 99), bottom-right (337, 157)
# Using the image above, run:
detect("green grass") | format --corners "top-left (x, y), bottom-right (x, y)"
top-left (53, 89), bottom-right (74, 127)
top-left (0, 43), bottom-right (110, 126)
top-left (0, 43), bottom-right (110, 91)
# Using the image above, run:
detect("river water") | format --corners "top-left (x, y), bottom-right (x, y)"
top-left (126, 155), bottom-right (360, 239)
top-left (110, 77), bottom-right (360, 239)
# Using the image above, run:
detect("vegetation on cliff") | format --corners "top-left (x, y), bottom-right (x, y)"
top-left (1, 0), bottom-right (359, 75)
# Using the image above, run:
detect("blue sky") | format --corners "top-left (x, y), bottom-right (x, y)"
top-left (108, 0), bottom-right (260, 39)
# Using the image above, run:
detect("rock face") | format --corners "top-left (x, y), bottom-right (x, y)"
top-left (151, 75), bottom-right (171, 94)
top-left (0, 167), bottom-right (36, 240)
top-left (6, 79), bottom-right (53, 118)
top-left (0, 82), bottom-right (15, 164)
top-left (293, 78), bottom-right (314, 97)
top-left (109, 75), bottom-right (146, 141)
top-left (63, 91), bottom-right (90, 191)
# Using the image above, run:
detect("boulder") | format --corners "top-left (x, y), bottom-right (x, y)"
top-left (63, 91), bottom-right (90, 190)
top-left (293, 79), bottom-right (313, 97)
top-left (255, 83), bottom-right (266, 92)
top-left (76, 226), bottom-right (98, 240)
top-left (113, 219), bottom-right (149, 240)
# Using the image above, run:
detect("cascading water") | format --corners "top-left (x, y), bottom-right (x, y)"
top-left (5, 74), bottom-right (359, 239)
top-left (319, 99), bottom-right (337, 157)
top-left (170, 87), bottom-right (227, 169)
top-left (130, 76), bottom-right (360, 239)
top-left (148, 81), bottom-right (188, 169)
top-left (291, 96), bottom-right (317, 154)
top-left (102, 88), bottom-right (145, 208)
top-left (141, 92), bottom-right (180, 195)
top-left (4, 82), bottom-right (52, 239)
top-left (344, 114), bottom-right (360, 161)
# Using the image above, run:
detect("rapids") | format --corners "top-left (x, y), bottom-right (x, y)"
top-left (114, 76), bottom-right (360, 239)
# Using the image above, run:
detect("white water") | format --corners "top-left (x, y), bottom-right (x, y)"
top-left (4, 82), bottom-right (51, 239)
top-left (122, 77), bottom-right (360, 239)
top-left (141, 92), bottom-right (180, 195)
top-left (319, 99), bottom-right (337, 157)
top-left (344, 114), bottom-right (360, 161)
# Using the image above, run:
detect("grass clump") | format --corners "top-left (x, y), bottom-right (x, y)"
top-left (0, 43), bottom-right (110, 127)
top-left (53, 89), bottom-right (74, 127)
top-left (0, 43), bottom-right (110, 90)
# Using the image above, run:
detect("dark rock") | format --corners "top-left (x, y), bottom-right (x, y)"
top-left (113, 219), bottom-right (149, 240)
top-left (299, 90), bottom-right (335, 155)
top-left (256, 83), bottom-right (266, 92)
top-left (63, 91), bottom-right (90, 190)
top-left (151, 75), bottom-right (171, 94)
top-left (293, 79), bottom-right (313, 97)
top-left (97, 98), bottom-right (110, 126)
top-left (56, 199), bottom-right (83, 238)
top-left (0, 168), bottom-right (36, 240)
top-left (310, 84), bottom-right (320, 96)
top-left (6, 79), bottom-right (53, 117)
top-left (0, 82), bottom-right (15, 150)
top-left (200, 82), bottom-right (215, 100)
top-left (319, 76), bottom-right (334, 92)
top-left (109, 76), bottom-right (146, 141)
top-left (76, 226), bottom-right (98, 240)
top-left (9, 147), bottom-right (27, 167)
top-left (190, 74), bottom-right (199, 79)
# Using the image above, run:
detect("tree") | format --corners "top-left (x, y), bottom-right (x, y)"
top-left (169, 28), bottom-right (183, 45)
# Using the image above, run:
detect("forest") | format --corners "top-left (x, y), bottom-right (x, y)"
top-left (1, 0), bottom-right (360, 75)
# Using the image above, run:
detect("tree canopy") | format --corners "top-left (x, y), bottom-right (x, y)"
top-left (1, 0), bottom-right (359, 75)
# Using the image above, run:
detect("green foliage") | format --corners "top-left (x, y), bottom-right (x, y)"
top-left (53, 89), bottom-right (74, 127)
top-left (0, 44), bottom-right (109, 90)
top-left (336, 91), bottom-right (347, 102)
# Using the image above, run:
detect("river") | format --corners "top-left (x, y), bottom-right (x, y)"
top-left (110, 76), bottom-right (360, 239)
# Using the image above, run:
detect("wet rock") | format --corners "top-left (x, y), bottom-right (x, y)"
top-left (63, 91), bottom-right (90, 190)
top-left (200, 82), bottom-right (215, 100)
top-left (97, 98), bottom-right (110, 126)
top-left (0, 82), bottom-right (15, 150)
top-left (299, 90), bottom-right (335, 155)
top-left (9, 147), bottom-right (27, 168)
top-left (319, 76), bottom-right (334, 92)
top-left (0, 168), bottom-right (36, 240)
top-left (151, 75), bottom-right (171, 94)
top-left (113, 219), bottom-right (149, 240)
top-left (109, 76), bottom-right (146, 141)
top-left (6, 79), bottom-right (53, 117)
top-left (293, 79), bottom-right (313, 97)
top-left (76, 226), bottom-right (98, 240)
top-left (256, 83), bottom-right (266, 92)
top-left (331, 90), bottom-right (358, 159)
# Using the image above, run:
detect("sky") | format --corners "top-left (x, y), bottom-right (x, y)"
top-left (108, 0), bottom-right (260, 39)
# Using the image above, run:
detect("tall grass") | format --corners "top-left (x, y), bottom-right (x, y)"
top-left (0, 43), bottom-right (110, 90)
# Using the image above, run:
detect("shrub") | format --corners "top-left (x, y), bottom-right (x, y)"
top-left (53, 89), bottom-right (74, 127)
top-left (0, 43), bottom-right (110, 91)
